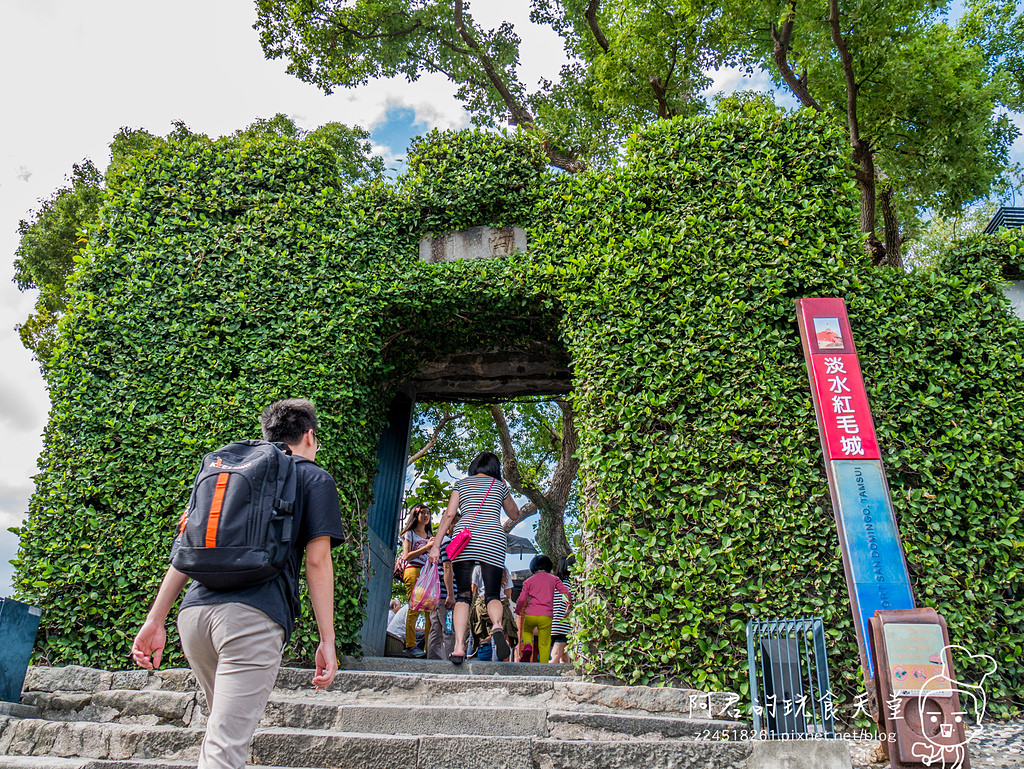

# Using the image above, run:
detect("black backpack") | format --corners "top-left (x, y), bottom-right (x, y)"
top-left (170, 440), bottom-right (299, 590)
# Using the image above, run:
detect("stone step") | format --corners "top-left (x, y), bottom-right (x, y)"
top-left (266, 701), bottom-right (746, 741)
top-left (338, 656), bottom-right (575, 677)
top-left (21, 657), bottom-right (573, 697)
top-left (25, 665), bottom-right (741, 720)
top-left (250, 729), bottom-right (757, 769)
top-left (0, 718), bottom-right (202, 763)
top-left (0, 717), bottom-right (760, 768)
top-left (0, 740), bottom-right (856, 769)
top-left (22, 689), bottom-right (199, 726)
top-left (545, 709), bottom-right (745, 741)
top-left (23, 682), bottom-right (740, 734)
top-left (266, 702), bottom-right (548, 736)
top-left (0, 760), bottom-right (301, 769)
top-left (15, 689), bottom-right (747, 742)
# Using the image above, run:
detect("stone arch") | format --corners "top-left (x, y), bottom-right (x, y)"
top-left (360, 227), bottom-right (573, 654)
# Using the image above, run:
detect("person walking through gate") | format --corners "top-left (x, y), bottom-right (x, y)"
top-left (516, 555), bottom-right (572, 664)
top-left (131, 399), bottom-right (346, 769)
top-left (550, 555), bottom-right (574, 663)
top-left (428, 451), bottom-right (521, 664)
top-left (399, 503), bottom-right (435, 657)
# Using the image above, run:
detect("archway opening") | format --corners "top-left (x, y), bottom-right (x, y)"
top-left (361, 339), bottom-right (578, 657)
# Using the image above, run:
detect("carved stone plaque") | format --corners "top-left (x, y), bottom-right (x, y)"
top-left (419, 226), bottom-right (527, 263)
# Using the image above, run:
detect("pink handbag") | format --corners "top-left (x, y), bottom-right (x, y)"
top-left (445, 477), bottom-right (496, 560)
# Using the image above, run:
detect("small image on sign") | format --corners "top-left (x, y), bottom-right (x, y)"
top-left (813, 317), bottom-right (844, 350)
top-left (883, 624), bottom-right (952, 697)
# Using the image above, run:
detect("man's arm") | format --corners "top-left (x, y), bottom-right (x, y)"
top-left (305, 536), bottom-right (337, 690)
top-left (131, 566), bottom-right (190, 670)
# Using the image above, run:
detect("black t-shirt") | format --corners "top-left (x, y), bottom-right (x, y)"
top-left (180, 458), bottom-right (346, 641)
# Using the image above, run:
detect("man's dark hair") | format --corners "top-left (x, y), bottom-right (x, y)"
top-left (261, 399), bottom-right (318, 445)
top-left (467, 451), bottom-right (502, 480)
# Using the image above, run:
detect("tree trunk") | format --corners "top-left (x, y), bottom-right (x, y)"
top-left (537, 508), bottom-right (571, 564)
top-left (879, 186), bottom-right (904, 270)
top-left (493, 401), bottom-right (578, 562)
top-left (827, 0), bottom-right (890, 266)
top-left (406, 409), bottom-right (459, 467)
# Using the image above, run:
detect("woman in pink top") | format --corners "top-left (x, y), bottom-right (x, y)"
top-left (515, 555), bottom-right (571, 663)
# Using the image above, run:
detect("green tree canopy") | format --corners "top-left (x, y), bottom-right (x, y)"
top-left (13, 160), bottom-right (104, 367)
top-left (735, 0), bottom-right (1021, 268)
top-left (255, 0), bottom-right (1023, 269)
top-left (254, 0), bottom-right (734, 170)
top-left (12, 116), bottom-right (383, 367)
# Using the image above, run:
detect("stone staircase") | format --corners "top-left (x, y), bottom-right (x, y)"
top-left (0, 660), bottom-right (850, 768)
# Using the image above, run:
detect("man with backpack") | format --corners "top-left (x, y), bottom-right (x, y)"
top-left (131, 399), bottom-right (346, 769)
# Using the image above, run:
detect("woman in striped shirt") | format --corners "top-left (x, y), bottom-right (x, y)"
top-left (429, 452), bottom-right (521, 664)
top-left (550, 555), bottom-right (574, 663)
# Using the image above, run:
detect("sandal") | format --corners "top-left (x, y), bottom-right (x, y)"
top-left (491, 628), bottom-right (511, 661)
top-left (448, 652), bottom-right (465, 665)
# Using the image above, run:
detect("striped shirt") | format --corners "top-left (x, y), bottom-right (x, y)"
top-left (552, 592), bottom-right (571, 635)
top-left (451, 474), bottom-right (511, 569)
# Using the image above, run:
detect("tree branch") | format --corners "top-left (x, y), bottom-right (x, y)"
top-left (434, 34), bottom-right (478, 59)
top-left (879, 186), bottom-right (904, 270)
top-left (504, 500), bottom-right (538, 532)
top-left (327, 20), bottom-right (423, 44)
top-left (585, 0), bottom-right (611, 52)
top-left (649, 76), bottom-right (671, 119)
top-left (406, 410), bottom-right (459, 467)
top-left (828, 0), bottom-right (880, 253)
top-left (543, 400), bottom-right (578, 508)
top-left (770, 1), bottom-right (823, 111)
top-left (423, 51), bottom-right (488, 90)
top-left (828, 0), bottom-right (861, 156)
top-left (490, 405), bottom-right (545, 506)
top-left (542, 143), bottom-right (588, 173)
top-left (498, 401), bottom-right (579, 542)
top-left (453, 0), bottom-right (534, 126)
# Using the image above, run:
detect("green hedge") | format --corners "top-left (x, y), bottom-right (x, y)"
top-left (14, 104), bottom-right (1024, 720)
top-left (936, 228), bottom-right (1024, 281)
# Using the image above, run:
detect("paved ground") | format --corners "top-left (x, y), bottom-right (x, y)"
top-left (847, 720), bottom-right (1024, 768)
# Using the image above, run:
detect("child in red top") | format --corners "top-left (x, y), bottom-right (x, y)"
top-left (515, 555), bottom-right (572, 663)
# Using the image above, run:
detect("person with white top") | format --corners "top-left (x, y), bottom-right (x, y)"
top-left (399, 504), bottom-right (434, 657)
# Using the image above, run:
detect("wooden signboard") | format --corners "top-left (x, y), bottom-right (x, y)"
top-left (869, 608), bottom-right (971, 769)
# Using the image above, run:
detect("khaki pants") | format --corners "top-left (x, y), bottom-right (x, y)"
top-left (179, 603), bottom-right (284, 769)
top-left (426, 604), bottom-right (454, 660)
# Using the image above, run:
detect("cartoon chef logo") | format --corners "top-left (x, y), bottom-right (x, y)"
top-left (906, 645), bottom-right (997, 769)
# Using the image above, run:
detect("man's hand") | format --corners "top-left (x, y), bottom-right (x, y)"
top-left (445, 594), bottom-right (456, 610)
top-left (312, 639), bottom-right (338, 690)
top-left (131, 620), bottom-right (167, 670)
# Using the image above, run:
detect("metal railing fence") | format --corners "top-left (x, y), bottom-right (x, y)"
top-left (746, 617), bottom-right (835, 739)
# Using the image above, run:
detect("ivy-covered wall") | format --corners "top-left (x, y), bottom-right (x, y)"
top-left (15, 104), bottom-right (1024, 717)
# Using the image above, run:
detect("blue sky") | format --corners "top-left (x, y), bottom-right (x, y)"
top-left (371, 106), bottom-right (430, 171)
